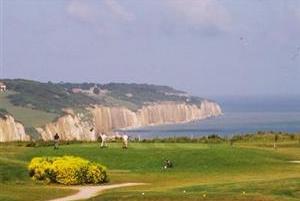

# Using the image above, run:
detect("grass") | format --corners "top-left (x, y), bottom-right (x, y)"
top-left (0, 91), bottom-right (58, 128)
top-left (0, 184), bottom-right (76, 201)
top-left (0, 142), bottom-right (299, 201)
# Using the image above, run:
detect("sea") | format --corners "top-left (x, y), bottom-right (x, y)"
top-left (125, 96), bottom-right (300, 139)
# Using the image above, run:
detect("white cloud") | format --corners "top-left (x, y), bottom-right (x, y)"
top-left (66, 0), bottom-right (97, 23)
top-left (165, 0), bottom-right (231, 31)
top-left (65, 0), bottom-right (230, 36)
top-left (104, 0), bottom-right (135, 22)
top-left (66, 0), bottom-right (135, 25)
top-left (66, 0), bottom-right (136, 36)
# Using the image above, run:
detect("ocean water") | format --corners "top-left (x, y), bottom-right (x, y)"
top-left (125, 96), bottom-right (300, 139)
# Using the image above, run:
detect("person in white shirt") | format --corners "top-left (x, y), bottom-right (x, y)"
top-left (122, 134), bottom-right (129, 149)
top-left (100, 133), bottom-right (108, 148)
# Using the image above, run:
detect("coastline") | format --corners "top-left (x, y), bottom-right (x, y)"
top-left (120, 111), bottom-right (300, 139)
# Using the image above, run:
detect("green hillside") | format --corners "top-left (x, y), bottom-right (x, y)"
top-left (0, 91), bottom-right (58, 128)
top-left (2, 80), bottom-right (98, 114)
top-left (1, 79), bottom-right (204, 115)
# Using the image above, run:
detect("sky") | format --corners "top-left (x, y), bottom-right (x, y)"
top-left (1, 0), bottom-right (300, 98)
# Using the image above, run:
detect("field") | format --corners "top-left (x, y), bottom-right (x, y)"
top-left (0, 141), bottom-right (299, 201)
top-left (0, 92), bottom-right (58, 128)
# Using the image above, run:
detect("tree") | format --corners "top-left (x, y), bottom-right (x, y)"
top-left (93, 87), bottom-right (100, 95)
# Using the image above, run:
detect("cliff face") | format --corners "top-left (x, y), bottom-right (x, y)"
top-left (136, 100), bottom-right (222, 127)
top-left (0, 115), bottom-right (30, 142)
top-left (36, 114), bottom-right (96, 141)
top-left (92, 100), bottom-right (222, 132)
top-left (38, 101), bottom-right (222, 141)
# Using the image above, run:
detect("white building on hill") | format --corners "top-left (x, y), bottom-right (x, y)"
top-left (0, 82), bottom-right (7, 92)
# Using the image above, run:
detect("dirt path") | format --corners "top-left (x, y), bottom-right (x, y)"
top-left (48, 183), bottom-right (146, 201)
top-left (289, 161), bottom-right (300, 164)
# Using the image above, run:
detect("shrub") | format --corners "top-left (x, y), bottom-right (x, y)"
top-left (28, 156), bottom-right (108, 185)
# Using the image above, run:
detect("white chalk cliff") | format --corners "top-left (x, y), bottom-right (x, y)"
top-left (37, 100), bottom-right (222, 141)
top-left (36, 114), bottom-right (96, 141)
top-left (0, 101), bottom-right (222, 141)
top-left (0, 115), bottom-right (30, 142)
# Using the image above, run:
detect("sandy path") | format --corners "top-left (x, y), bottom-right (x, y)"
top-left (289, 161), bottom-right (300, 164)
top-left (48, 183), bottom-right (146, 201)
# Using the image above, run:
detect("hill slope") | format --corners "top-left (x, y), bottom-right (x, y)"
top-left (3, 79), bottom-right (205, 113)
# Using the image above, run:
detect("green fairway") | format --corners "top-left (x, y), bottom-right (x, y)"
top-left (0, 142), bottom-right (299, 201)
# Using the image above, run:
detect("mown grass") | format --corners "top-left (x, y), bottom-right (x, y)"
top-left (97, 178), bottom-right (300, 201)
top-left (0, 142), bottom-right (299, 201)
top-left (0, 184), bottom-right (76, 201)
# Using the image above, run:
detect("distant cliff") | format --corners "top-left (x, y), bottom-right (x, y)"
top-left (37, 100), bottom-right (222, 141)
top-left (0, 115), bottom-right (30, 142)
top-left (0, 79), bottom-right (223, 141)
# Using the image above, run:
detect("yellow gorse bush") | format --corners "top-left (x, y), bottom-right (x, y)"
top-left (28, 156), bottom-right (108, 185)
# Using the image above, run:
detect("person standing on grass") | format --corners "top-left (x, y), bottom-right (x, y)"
top-left (54, 133), bottom-right (60, 150)
top-left (122, 134), bottom-right (129, 149)
top-left (100, 133), bottom-right (108, 148)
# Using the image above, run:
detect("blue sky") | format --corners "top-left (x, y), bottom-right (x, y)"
top-left (1, 0), bottom-right (300, 97)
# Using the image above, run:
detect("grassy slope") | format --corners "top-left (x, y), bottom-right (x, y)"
top-left (2, 79), bottom-right (205, 115)
top-left (3, 79), bottom-right (98, 114)
top-left (0, 91), bottom-right (58, 128)
top-left (0, 142), bottom-right (299, 201)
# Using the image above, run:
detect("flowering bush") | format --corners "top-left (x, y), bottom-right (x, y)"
top-left (28, 156), bottom-right (108, 185)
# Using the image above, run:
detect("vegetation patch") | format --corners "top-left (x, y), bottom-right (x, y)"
top-left (4, 80), bottom-right (98, 114)
top-left (28, 156), bottom-right (108, 185)
top-left (0, 90), bottom-right (58, 128)
top-left (0, 108), bottom-right (9, 119)
top-left (2, 79), bottom-right (206, 114)
top-left (25, 127), bottom-right (41, 140)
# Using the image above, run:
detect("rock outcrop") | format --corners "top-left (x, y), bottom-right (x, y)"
top-left (0, 115), bottom-right (30, 142)
top-left (36, 114), bottom-right (96, 141)
top-left (38, 100), bottom-right (222, 141)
